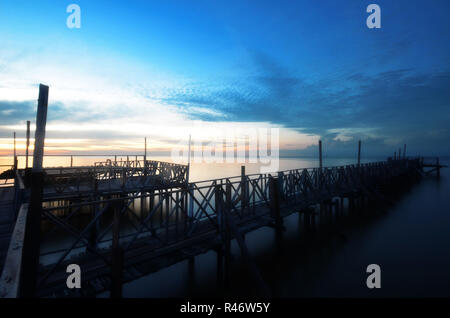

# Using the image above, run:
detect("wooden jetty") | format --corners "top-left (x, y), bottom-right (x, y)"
top-left (38, 159), bottom-right (188, 201)
top-left (0, 84), bottom-right (446, 298)
top-left (0, 155), bottom-right (443, 298)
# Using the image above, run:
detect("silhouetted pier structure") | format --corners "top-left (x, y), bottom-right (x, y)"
top-left (1, 155), bottom-right (444, 297)
top-left (39, 159), bottom-right (188, 201)
top-left (0, 84), bottom-right (446, 298)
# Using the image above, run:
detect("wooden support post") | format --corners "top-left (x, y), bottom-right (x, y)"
top-left (269, 176), bottom-right (281, 226)
top-left (144, 137), bottom-right (147, 163)
top-left (215, 184), bottom-right (224, 239)
top-left (140, 193), bottom-right (145, 221)
top-left (88, 180), bottom-right (99, 249)
top-left (186, 135), bottom-right (191, 186)
top-left (241, 166), bottom-right (247, 213)
top-left (269, 177), bottom-right (282, 227)
top-left (149, 190), bottom-right (154, 211)
top-left (165, 190), bottom-right (170, 239)
top-left (224, 183), bottom-right (231, 287)
top-left (26, 121), bottom-right (30, 169)
top-left (115, 155), bottom-right (117, 164)
top-left (269, 176), bottom-right (283, 253)
top-left (111, 200), bottom-right (123, 298)
top-left (277, 171), bottom-right (284, 200)
top-left (357, 140), bottom-right (361, 167)
top-left (21, 84), bottom-right (49, 298)
top-left (70, 155), bottom-right (73, 167)
top-left (13, 132), bottom-right (17, 170)
top-left (215, 185), bottom-right (230, 290)
top-left (121, 168), bottom-right (126, 189)
top-left (188, 185), bottom-right (194, 220)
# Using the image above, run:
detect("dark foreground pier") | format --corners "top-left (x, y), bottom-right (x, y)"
top-left (0, 155), bottom-right (444, 298)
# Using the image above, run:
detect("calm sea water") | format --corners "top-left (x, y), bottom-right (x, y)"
top-left (1, 155), bottom-right (448, 297)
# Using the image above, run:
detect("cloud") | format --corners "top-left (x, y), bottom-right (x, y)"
top-left (159, 52), bottom-right (450, 155)
top-left (0, 101), bottom-right (35, 124)
top-left (1, 41), bottom-right (448, 156)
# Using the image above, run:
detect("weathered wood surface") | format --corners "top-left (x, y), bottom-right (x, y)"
top-left (0, 203), bottom-right (28, 298)
top-left (0, 187), bottom-right (16, 274)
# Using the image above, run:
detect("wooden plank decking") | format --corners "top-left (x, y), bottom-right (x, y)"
top-left (0, 187), bottom-right (17, 274)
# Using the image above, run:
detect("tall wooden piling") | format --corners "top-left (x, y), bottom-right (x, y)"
top-left (88, 180), bottom-right (99, 249)
top-left (224, 183), bottom-right (232, 287)
top-left (111, 200), bottom-right (124, 298)
top-left (215, 185), bottom-right (230, 290)
top-left (241, 166), bottom-right (247, 212)
top-left (26, 121), bottom-right (30, 169)
top-left (13, 132), bottom-right (17, 170)
top-left (144, 137), bottom-right (147, 163)
top-left (21, 84), bottom-right (49, 297)
top-left (269, 176), bottom-right (283, 252)
top-left (187, 134), bottom-right (191, 185)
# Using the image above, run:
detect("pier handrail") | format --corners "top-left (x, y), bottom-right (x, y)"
top-left (38, 160), bottom-right (189, 197)
top-left (32, 158), bottom-right (424, 292)
top-left (0, 203), bottom-right (28, 298)
top-left (9, 156), bottom-right (437, 296)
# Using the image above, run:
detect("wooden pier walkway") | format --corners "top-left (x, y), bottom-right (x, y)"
top-left (1, 155), bottom-right (441, 297)
top-left (0, 187), bottom-right (16, 274)
top-left (36, 160), bottom-right (188, 201)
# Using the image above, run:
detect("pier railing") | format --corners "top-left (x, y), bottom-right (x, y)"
top-left (33, 158), bottom-right (421, 294)
top-left (37, 160), bottom-right (188, 198)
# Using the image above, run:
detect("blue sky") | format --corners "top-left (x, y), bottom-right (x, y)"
top-left (0, 0), bottom-right (449, 156)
